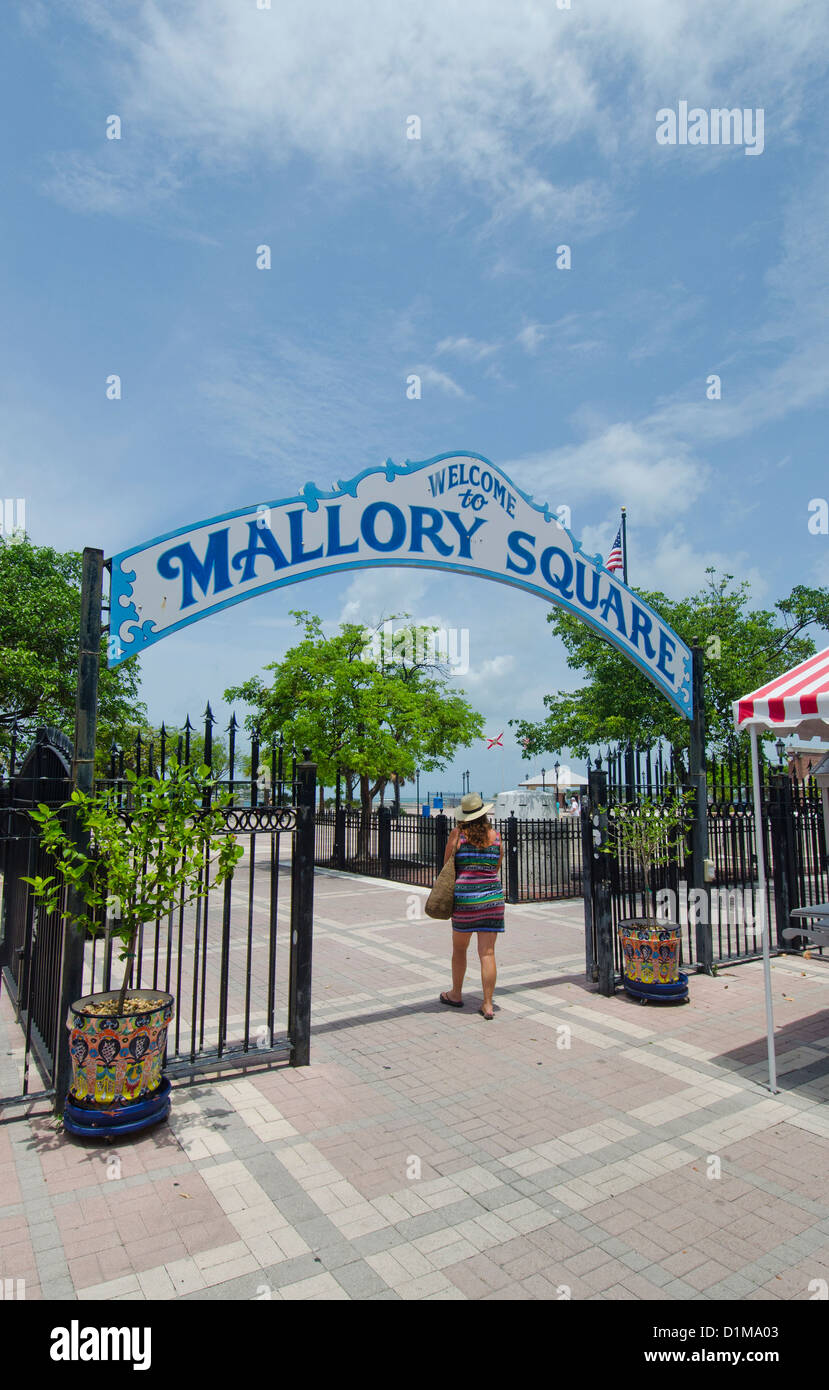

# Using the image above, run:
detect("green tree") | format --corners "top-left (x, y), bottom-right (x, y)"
top-left (600, 792), bottom-right (693, 919)
top-left (23, 762), bottom-right (243, 1014)
top-left (0, 537), bottom-right (145, 767)
top-left (225, 611), bottom-right (484, 850)
top-left (512, 571), bottom-right (827, 770)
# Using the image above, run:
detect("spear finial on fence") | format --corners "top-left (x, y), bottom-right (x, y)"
top-left (251, 726), bottom-right (261, 807)
top-left (227, 712), bottom-right (238, 795)
top-left (203, 702), bottom-right (214, 772)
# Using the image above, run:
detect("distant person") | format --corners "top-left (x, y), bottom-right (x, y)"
top-left (439, 793), bottom-right (504, 1020)
top-left (568, 797), bottom-right (580, 815)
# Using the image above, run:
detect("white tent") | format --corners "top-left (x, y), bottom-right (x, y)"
top-left (733, 646), bottom-right (829, 1093)
top-left (519, 766), bottom-right (587, 790)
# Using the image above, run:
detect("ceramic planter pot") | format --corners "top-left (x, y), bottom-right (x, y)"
top-left (618, 918), bottom-right (681, 986)
top-left (66, 989), bottom-right (174, 1107)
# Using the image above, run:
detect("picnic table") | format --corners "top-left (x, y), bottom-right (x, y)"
top-left (783, 902), bottom-right (829, 948)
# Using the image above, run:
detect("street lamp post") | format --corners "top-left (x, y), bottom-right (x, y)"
top-left (541, 766), bottom-right (546, 793)
top-left (554, 760), bottom-right (560, 814)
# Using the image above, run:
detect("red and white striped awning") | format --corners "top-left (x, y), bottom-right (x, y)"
top-left (734, 646), bottom-right (829, 736)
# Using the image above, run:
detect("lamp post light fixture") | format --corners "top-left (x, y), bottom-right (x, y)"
top-left (541, 766), bottom-right (546, 793)
top-left (776, 739), bottom-right (785, 769)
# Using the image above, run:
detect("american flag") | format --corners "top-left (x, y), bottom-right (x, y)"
top-left (606, 524), bottom-right (624, 575)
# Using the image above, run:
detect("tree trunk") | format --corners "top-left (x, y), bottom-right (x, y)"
top-left (358, 774), bottom-right (373, 859)
top-left (116, 918), bottom-right (140, 1015)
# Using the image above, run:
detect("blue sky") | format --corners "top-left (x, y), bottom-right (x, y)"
top-left (4, 0), bottom-right (829, 796)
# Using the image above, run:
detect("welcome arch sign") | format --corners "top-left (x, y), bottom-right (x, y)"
top-left (108, 452), bottom-right (693, 720)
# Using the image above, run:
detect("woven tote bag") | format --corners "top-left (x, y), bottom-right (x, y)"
top-left (424, 854), bottom-right (456, 919)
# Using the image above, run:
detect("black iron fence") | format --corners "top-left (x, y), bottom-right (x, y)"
top-left (314, 805), bottom-right (584, 902)
top-left (0, 712), bottom-right (317, 1105)
top-left (583, 741), bottom-right (829, 986)
top-left (0, 728), bottom-right (73, 1097)
top-left (5, 708), bottom-right (826, 1093)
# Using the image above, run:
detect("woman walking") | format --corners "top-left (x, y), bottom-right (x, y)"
top-left (439, 793), bottom-right (505, 1020)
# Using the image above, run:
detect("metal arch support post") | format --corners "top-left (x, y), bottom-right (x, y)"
top-left (689, 644), bottom-right (713, 974)
top-left (55, 548), bottom-right (104, 1110)
top-left (750, 724), bottom-right (778, 1094)
top-left (588, 768), bottom-right (614, 996)
top-left (289, 755), bottom-right (317, 1067)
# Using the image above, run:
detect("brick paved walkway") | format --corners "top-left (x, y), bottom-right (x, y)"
top-left (3, 868), bottom-right (829, 1301)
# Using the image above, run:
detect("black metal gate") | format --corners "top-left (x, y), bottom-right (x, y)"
top-left (0, 720), bottom-right (318, 1105)
top-left (582, 745), bottom-right (828, 990)
top-left (0, 728), bottom-right (73, 1096)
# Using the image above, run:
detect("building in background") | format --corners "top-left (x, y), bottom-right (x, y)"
top-left (784, 743), bottom-right (829, 780)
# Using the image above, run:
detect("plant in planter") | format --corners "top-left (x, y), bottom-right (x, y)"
top-left (601, 790), bottom-right (693, 1002)
top-left (23, 760), bottom-right (243, 1136)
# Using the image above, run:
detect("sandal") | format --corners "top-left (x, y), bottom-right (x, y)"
top-left (440, 992), bottom-right (464, 1008)
top-left (478, 1006), bottom-right (494, 1020)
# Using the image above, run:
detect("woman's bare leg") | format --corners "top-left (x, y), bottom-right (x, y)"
top-left (477, 932), bottom-right (497, 1015)
top-left (447, 930), bottom-right (472, 1000)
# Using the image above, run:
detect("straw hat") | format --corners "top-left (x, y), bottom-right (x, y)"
top-left (454, 792), bottom-right (494, 823)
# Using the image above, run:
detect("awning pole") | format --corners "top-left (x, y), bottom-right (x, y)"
top-left (750, 725), bottom-right (777, 1094)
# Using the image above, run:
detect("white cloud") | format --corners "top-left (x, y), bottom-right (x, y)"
top-left (506, 422), bottom-right (707, 526)
top-left (436, 336), bottom-right (498, 361)
top-left (50, 0), bottom-right (829, 229)
top-left (412, 365), bottom-right (468, 399)
top-left (196, 331), bottom-right (395, 480)
top-left (635, 529), bottom-right (766, 601)
top-left (41, 150), bottom-right (185, 220)
top-left (462, 654), bottom-right (515, 686)
top-left (516, 324), bottom-right (545, 353)
top-left (338, 569), bottom-right (429, 626)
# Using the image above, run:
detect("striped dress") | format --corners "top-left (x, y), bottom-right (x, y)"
top-left (452, 830), bottom-right (505, 933)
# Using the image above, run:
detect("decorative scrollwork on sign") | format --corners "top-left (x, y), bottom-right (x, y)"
top-left (219, 806), bottom-right (298, 835)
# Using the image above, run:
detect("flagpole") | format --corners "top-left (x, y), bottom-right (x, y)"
top-left (621, 507), bottom-right (628, 585)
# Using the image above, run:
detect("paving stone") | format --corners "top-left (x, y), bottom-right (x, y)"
top-left (312, 1244), bottom-right (366, 1272)
top-left (639, 1263), bottom-right (674, 1288)
top-left (268, 1192), bottom-right (329, 1224)
top-left (5, 884), bottom-right (829, 1306)
top-left (561, 1212), bottom-right (594, 1231)
top-left (294, 1215), bottom-right (343, 1248)
top-left (351, 1226), bottom-right (408, 1257)
top-left (330, 1260), bottom-right (391, 1297)
top-left (619, 1251), bottom-right (651, 1272)
top-left (393, 1210), bottom-right (458, 1241)
top-left (253, 1252), bottom-right (331, 1290)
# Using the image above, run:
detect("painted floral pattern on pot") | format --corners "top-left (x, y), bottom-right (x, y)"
top-left (619, 926), bottom-right (680, 985)
top-left (67, 991), bottom-right (174, 1106)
